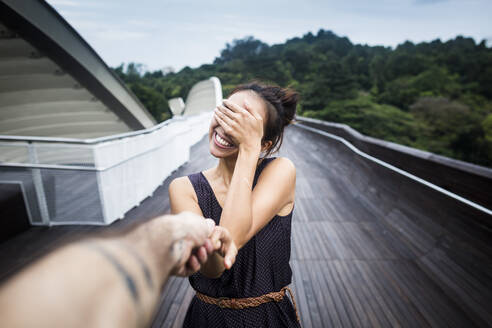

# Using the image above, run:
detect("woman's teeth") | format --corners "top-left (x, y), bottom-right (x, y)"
top-left (215, 132), bottom-right (233, 147)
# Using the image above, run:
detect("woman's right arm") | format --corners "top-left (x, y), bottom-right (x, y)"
top-left (169, 177), bottom-right (237, 278)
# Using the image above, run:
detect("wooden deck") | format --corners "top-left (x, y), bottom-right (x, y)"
top-left (0, 124), bottom-right (491, 327)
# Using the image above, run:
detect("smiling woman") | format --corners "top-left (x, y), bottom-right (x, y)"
top-left (168, 81), bottom-right (300, 327)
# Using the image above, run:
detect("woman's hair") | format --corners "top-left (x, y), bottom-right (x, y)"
top-left (231, 81), bottom-right (299, 158)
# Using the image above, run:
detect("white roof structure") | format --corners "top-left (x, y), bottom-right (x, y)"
top-left (0, 0), bottom-right (156, 138)
top-left (168, 97), bottom-right (185, 116)
top-left (183, 77), bottom-right (222, 116)
top-left (167, 77), bottom-right (222, 117)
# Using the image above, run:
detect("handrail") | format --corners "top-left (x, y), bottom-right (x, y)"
top-left (0, 116), bottom-right (187, 145)
top-left (0, 112), bottom-right (212, 225)
top-left (295, 116), bottom-right (492, 210)
top-left (0, 114), bottom-right (209, 172)
top-left (295, 123), bottom-right (492, 216)
top-left (296, 117), bottom-right (492, 178)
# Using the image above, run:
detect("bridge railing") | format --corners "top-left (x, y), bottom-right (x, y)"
top-left (0, 112), bottom-right (212, 226)
top-left (296, 116), bottom-right (492, 211)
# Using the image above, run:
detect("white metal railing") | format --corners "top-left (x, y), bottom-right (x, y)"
top-left (0, 112), bottom-right (213, 225)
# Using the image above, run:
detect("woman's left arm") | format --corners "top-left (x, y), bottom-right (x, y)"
top-left (247, 156), bottom-right (296, 243)
top-left (218, 152), bottom-right (296, 251)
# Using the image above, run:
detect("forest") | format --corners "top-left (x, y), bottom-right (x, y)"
top-left (112, 29), bottom-right (492, 167)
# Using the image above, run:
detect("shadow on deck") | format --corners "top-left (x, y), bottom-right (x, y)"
top-left (0, 124), bottom-right (491, 327)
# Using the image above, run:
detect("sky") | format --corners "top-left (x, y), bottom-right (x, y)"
top-left (46, 0), bottom-right (492, 72)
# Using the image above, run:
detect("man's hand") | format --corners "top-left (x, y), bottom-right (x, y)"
top-left (147, 212), bottom-right (216, 277)
top-left (167, 212), bottom-right (216, 277)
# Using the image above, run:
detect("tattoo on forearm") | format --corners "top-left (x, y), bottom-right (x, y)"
top-left (171, 240), bottom-right (184, 259)
top-left (87, 244), bottom-right (139, 302)
top-left (119, 243), bottom-right (154, 289)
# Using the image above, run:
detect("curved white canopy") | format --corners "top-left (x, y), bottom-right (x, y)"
top-left (0, 1), bottom-right (156, 138)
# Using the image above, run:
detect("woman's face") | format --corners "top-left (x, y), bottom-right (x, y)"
top-left (208, 91), bottom-right (267, 159)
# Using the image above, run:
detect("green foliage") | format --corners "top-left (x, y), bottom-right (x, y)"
top-left (112, 29), bottom-right (492, 167)
top-left (483, 114), bottom-right (492, 142)
top-left (128, 83), bottom-right (168, 121)
top-left (409, 97), bottom-right (489, 164)
top-left (304, 93), bottom-right (419, 145)
top-left (214, 36), bottom-right (268, 64)
top-left (377, 67), bottom-right (461, 109)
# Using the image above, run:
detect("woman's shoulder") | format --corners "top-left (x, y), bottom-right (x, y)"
top-left (170, 168), bottom-right (207, 185)
top-left (168, 175), bottom-right (195, 197)
top-left (263, 156), bottom-right (296, 174)
top-left (169, 169), bottom-right (212, 195)
top-left (168, 174), bottom-right (205, 215)
top-left (258, 157), bottom-right (296, 183)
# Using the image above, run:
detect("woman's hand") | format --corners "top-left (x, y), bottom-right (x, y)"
top-left (172, 239), bottom-right (215, 277)
top-left (214, 99), bottom-right (263, 152)
top-left (209, 226), bottom-right (238, 269)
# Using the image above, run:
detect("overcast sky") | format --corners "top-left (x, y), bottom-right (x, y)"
top-left (46, 0), bottom-right (492, 72)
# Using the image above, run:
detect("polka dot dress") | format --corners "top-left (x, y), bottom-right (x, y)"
top-left (183, 157), bottom-right (300, 328)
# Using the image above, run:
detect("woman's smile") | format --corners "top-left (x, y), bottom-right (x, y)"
top-left (213, 130), bottom-right (236, 149)
top-left (214, 131), bottom-right (234, 148)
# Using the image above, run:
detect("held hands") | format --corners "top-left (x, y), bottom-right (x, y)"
top-left (164, 212), bottom-right (237, 277)
top-left (214, 99), bottom-right (263, 152)
top-left (162, 212), bottom-right (215, 277)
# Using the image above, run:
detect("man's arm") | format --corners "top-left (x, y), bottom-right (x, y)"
top-left (0, 212), bottom-right (215, 328)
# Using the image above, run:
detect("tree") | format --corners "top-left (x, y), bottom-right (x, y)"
top-left (214, 36), bottom-right (269, 64)
top-left (112, 32), bottom-right (492, 166)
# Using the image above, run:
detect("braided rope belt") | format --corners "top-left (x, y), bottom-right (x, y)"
top-left (195, 286), bottom-right (300, 322)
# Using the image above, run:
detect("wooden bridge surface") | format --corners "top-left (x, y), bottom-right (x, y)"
top-left (0, 124), bottom-right (491, 327)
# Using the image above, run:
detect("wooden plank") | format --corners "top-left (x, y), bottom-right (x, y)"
top-left (309, 260), bottom-right (343, 327)
top-left (320, 222), bottom-right (352, 260)
top-left (383, 261), bottom-right (472, 328)
top-left (298, 261), bottom-right (323, 327)
top-left (326, 261), bottom-right (364, 327)
top-left (151, 277), bottom-right (186, 327)
top-left (369, 259), bottom-right (430, 328)
top-left (311, 222), bottom-right (335, 260)
top-left (417, 252), bottom-right (490, 327)
top-left (360, 222), bottom-right (399, 260)
top-left (163, 278), bottom-right (190, 328)
top-left (317, 261), bottom-right (354, 328)
top-left (335, 260), bottom-right (382, 327)
top-left (291, 222), bottom-right (307, 260)
top-left (353, 261), bottom-right (401, 327)
top-left (291, 259), bottom-right (313, 328)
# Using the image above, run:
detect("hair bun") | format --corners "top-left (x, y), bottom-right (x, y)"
top-left (278, 87), bottom-right (298, 126)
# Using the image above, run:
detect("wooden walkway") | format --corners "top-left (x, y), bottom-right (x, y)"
top-left (0, 124), bottom-right (491, 327)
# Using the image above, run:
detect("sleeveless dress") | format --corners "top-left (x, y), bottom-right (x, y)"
top-left (183, 157), bottom-right (300, 328)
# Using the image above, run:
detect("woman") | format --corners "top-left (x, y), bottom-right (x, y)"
top-left (169, 81), bottom-right (299, 327)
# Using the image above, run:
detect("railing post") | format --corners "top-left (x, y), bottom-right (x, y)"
top-left (28, 142), bottom-right (50, 225)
